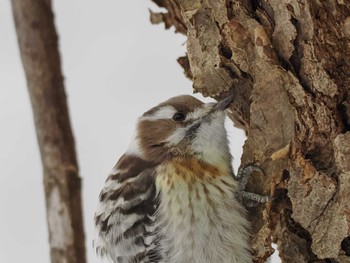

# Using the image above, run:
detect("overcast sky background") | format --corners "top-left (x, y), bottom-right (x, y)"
top-left (0, 1), bottom-right (279, 262)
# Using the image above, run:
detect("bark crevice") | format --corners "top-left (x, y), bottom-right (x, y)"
top-left (150, 0), bottom-right (350, 262)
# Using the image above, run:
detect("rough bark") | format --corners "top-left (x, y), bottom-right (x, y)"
top-left (150, 0), bottom-right (350, 262)
top-left (11, 1), bottom-right (86, 263)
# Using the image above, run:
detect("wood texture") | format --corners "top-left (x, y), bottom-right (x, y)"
top-left (150, 0), bottom-right (350, 262)
top-left (11, 1), bottom-right (86, 262)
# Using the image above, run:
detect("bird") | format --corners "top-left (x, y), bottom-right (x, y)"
top-left (94, 94), bottom-right (263, 263)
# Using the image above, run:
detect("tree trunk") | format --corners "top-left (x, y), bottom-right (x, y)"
top-left (11, 1), bottom-right (86, 263)
top-left (150, 1), bottom-right (350, 262)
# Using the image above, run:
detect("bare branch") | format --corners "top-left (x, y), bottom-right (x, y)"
top-left (11, 1), bottom-right (86, 262)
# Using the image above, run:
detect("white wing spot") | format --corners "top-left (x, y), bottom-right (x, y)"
top-left (125, 133), bottom-right (143, 157)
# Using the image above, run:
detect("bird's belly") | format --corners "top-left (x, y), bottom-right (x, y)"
top-left (156, 167), bottom-right (252, 263)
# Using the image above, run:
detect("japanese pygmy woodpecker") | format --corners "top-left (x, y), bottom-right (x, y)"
top-left (94, 95), bottom-right (265, 263)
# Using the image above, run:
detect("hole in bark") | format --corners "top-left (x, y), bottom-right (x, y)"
top-left (338, 102), bottom-right (350, 131)
top-left (341, 236), bottom-right (350, 256)
top-left (282, 169), bottom-right (290, 181)
top-left (274, 188), bottom-right (288, 202)
top-left (289, 17), bottom-right (302, 76)
top-left (305, 148), bottom-right (322, 169)
top-left (219, 44), bottom-right (232, 59)
top-left (305, 143), bottom-right (335, 173)
top-left (250, 0), bottom-right (259, 11)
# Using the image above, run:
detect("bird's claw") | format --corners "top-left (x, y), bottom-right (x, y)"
top-left (235, 165), bottom-right (270, 207)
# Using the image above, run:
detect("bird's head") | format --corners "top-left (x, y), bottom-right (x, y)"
top-left (128, 95), bottom-right (233, 168)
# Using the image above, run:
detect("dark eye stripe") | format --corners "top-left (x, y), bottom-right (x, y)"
top-left (185, 122), bottom-right (201, 139)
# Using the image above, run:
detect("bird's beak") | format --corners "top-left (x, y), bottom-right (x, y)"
top-left (185, 94), bottom-right (234, 138)
top-left (212, 94), bottom-right (234, 112)
top-left (200, 94), bottom-right (234, 123)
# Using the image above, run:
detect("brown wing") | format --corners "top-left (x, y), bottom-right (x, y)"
top-left (94, 154), bottom-right (162, 263)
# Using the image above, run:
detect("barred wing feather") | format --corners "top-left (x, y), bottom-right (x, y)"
top-left (94, 155), bottom-right (161, 263)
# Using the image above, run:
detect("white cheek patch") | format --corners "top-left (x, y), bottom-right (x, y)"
top-left (166, 127), bottom-right (186, 145)
top-left (141, 106), bottom-right (177, 121)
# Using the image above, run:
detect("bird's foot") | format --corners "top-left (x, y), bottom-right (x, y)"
top-left (235, 165), bottom-right (270, 207)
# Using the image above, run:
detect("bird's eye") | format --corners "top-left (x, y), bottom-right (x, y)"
top-left (172, 112), bottom-right (186, 122)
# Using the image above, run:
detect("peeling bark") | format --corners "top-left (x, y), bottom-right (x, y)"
top-left (149, 0), bottom-right (350, 262)
top-left (11, 1), bottom-right (86, 263)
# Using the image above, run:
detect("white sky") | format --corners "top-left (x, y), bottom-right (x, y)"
top-left (0, 1), bottom-right (279, 262)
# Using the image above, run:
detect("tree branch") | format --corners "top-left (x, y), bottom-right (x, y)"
top-left (11, 1), bottom-right (86, 262)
